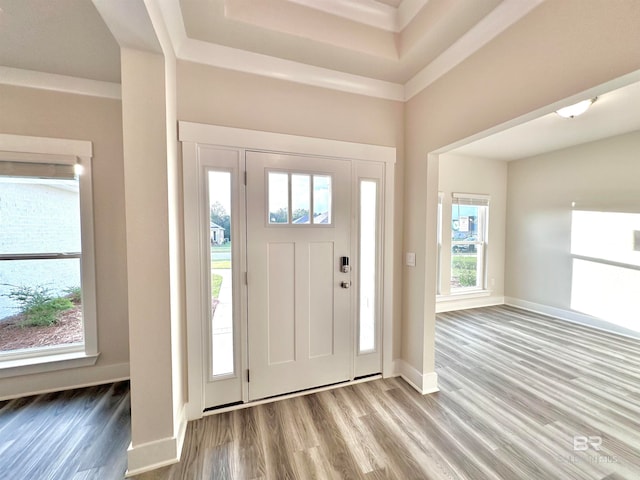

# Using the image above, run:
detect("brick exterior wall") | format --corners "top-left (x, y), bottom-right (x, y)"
top-left (0, 179), bottom-right (81, 319)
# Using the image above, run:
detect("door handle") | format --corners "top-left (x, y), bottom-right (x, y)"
top-left (341, 281), bottom-right (351, 289)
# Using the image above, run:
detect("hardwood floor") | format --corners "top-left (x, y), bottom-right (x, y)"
top-left (135, 305), bottom-right (640, 480)
top-left (0, 381), bottom-right (130, 480)
top-left (2, 306), bottom-right (639, 479)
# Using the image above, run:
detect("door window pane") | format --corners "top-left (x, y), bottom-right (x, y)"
top-left (359, 181), bottom-right (377, 353)
top-left (268, 172), bottom-right (289, 224)
top-left (313, 175), bottom-right (332, 224)
top-left (266, 171), bottom-right (333, 226)
top-left (291, 174), bottom-right (310, 224)
top-left (209, 171), bottom-right (234, 376)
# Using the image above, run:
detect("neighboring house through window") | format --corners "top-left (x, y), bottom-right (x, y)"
top-left (210, 223), bottom-right (225, 245)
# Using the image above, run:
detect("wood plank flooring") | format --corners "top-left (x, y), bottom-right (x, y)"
top-left (0, 381), bottom-right (130, 479)
top-left (135, 305), bottom-right (640, 480)
top-left (2, 305), bottom-right (640, 479)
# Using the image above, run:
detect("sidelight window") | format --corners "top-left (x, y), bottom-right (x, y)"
top-left (359, 180), bottom-right (378, 353)
top-left (208, 170), bottom-right (235, 377)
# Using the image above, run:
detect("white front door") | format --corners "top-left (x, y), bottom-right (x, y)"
top-left (246, 151), bottom-right (353, 400)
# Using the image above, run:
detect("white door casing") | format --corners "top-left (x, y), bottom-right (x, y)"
top-left (180, 122), bottom-right (395, 418)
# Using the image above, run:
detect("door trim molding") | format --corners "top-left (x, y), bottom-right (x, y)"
top-left (179, 122), bottom-right (396, 164)
top-left (180, 122), bottom-right (396, 419)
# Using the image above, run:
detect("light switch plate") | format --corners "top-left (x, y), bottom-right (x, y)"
top-left (406, 252), bottom-right (416, 267)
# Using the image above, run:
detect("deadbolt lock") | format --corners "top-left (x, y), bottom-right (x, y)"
top-left (341, 256), bottom-right (350, 273)
top-left (341, 281), bottom-right (351, 289)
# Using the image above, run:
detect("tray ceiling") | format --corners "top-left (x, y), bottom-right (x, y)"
top-left (180, 0), bottom-right (504, 84)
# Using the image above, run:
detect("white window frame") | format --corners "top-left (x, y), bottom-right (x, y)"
top-left (0, 134), bottom-right (98, 378)
top-left (450, 193), bottom-right (489, 293)
top-left (436, 192), bottom-right (443, 295)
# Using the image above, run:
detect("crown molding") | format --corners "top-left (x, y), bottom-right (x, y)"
top-left (289, 0), bottom-right (427, 33)
top-left (179, 39), bottom-right (405, 101)
top-left (0, 66), bottom-right (121, 99)
top-left (289, 0), bottom-right (396, 32)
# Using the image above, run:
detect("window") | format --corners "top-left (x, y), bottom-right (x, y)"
top-left (0, 134), bottom-right (97, 375)
top-left (291, 174), bottom-right (310, 224)
top-left (450, 194), bottom-right (489, 291)
top-left (208, 170), bottom-right (234, 377)
top-left (359, 180), bottom-right (378, 353)
top-left (268, 171), bottom-right (332, 225)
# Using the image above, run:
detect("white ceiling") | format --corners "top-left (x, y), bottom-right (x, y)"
top-left (450, 80), bottom-right (640, 161)
top-left (0, 0), bottom-right (121, 82)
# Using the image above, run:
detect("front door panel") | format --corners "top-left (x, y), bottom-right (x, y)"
top-left (246, 151), bottom-right (352, 400)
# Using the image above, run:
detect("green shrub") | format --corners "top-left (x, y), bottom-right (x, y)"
top-left (452, 256), bottom-right (478, 287)
top-left (2, 285), bottom-right (75, 327)
top-left (65, 286), bottom-right (82, 304)
top-left (458, 269), bottom-right (477, 287)
top-left (23, 297), bottom-right (74, 326)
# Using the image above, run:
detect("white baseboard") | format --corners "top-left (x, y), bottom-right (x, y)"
top-left (0, 362), bottom-right (130, 401)
top-left (505, 297), bottom-right (640, 340)
top-left (126, 404), bottom-right (188, 477)
top-left (395, 359), bottom-right (439, 395)
top-left (126, 437), bottom-right (181, 477)
top-left (436, 295), bottom-right (505, 313)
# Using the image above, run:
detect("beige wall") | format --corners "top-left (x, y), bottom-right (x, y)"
top-left (177, 60), bottom-right (406, 359)
top-left (0, 84), bottom-right (129, 397)
top-left (505, 131), bottom-right (640, 333)
top-left (438, 154), bottom-right (507, 303)
top-left (404, 0), bottom-right (640, 378)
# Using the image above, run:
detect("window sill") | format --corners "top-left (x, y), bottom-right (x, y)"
top-left (436, 289), bottom-right (491, 302)
top-left (0, 349), bottom-right (100, 379)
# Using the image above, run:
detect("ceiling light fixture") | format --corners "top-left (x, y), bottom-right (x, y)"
top-left (555, 97), bottom-right (597, 118)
